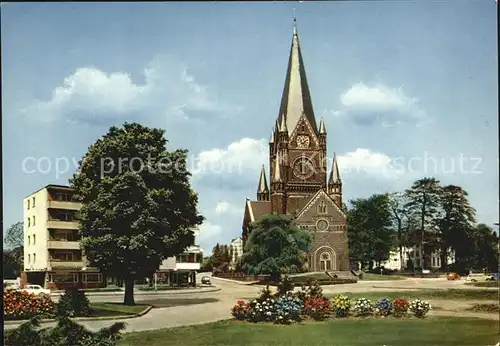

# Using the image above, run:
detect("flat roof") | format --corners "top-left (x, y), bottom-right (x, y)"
top-left (24, 184), bottom-right (74, 198)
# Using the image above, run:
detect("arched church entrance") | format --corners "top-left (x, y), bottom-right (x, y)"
top-left (314, 246), bottom-right (337, 271)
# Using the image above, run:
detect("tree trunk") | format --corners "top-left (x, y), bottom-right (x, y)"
top-left (124, 278), bottom-right (135, 306)
top-left (148, 275), bottom-right (154, 287)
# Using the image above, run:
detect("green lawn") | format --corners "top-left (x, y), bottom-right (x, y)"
top-left (327, 289), bottom-right (497, 301)
top-left (90, 303), bottom-right (149, 315)
top-left (360, 273), bottom-right (405, 281)
top-left (466, 281), bottom-right (499, 288)
top-left (118, 317), bottom-right (499, 346)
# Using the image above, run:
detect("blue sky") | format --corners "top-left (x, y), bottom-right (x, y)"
top-left (2, 1), bottom-right (498, 253)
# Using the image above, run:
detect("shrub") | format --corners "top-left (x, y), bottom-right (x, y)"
top-left (276, 275), bottom-right (295, 296)
top-left (331, 294), bottom-right (351, 317)
top-left (4, 316), bottom-right (126, 346)
top-left (3, 290), bottom-right (55, 320)
top-left (231, 300), bottom-right (253, 320)
top-left (57, 288), bottom-right (91, 317)
top-left (303, 296), bottom-right (331, 320)
top-left (274, 294), bottom-right (302, 324)
top-left (257, 285), bottom-right (274, 303)
top-left (297, 279), bottom-right (324, 302)
top-left (375, 297), bottom-right (393, 316)
top-left (409, 299), bottom-right (431, 318)
top-left (248, 298), bottom-right (276, 323)
top-left (352, 298), bottom-right (373, 317)
top-left (392, 297), bottom-right (409, 317)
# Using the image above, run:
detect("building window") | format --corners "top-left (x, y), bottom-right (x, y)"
top-left (83, 273), bottom-right (103, 283)
top-left (51, 251), bottom-right (81, 261)
top-left (317, 201), bottom-right (327, 214)
top-left (49, 273), bottom-right (78, 283)
top-left (28, 218), bottom-right (31, 227)
top-left (33, 235), bottom-right (36, 245)
top-left (32, 197), bottom-right (35, 207)
top-left (28, 254), bottom-right (31, 264)
top-left (55, 193), bottom-right (74, 202)
top-left (415, 250), bottom-right (420, 258)
top-left (32, 216), bottom-right (36, 226)
top-left (33, 254), bottom-right (36, 263)
top-left (27, 199), bottom-right (30, 210)
top-left (415, 258), bottom-right (421, 267)
top-left (52, 212), bottom-right (74, 221)
top-left (28, 235), bottom-right (31, 245)
top-left (432, 257), bottom-right (435, 267)
top-left (319, 252), bottom-right (332, 271)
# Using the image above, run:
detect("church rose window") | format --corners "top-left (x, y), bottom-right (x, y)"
top-left (316, 219), bottom-right (329, 231)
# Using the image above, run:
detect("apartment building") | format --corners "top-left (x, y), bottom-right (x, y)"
top-left (157, 227), bottom-right (203, 286)
top-left (364, 245), bottom-right (456, 271)
top-left (23, 185), bottom-right (105, 290)
top-left (229, 237), bottom-right (243, 268)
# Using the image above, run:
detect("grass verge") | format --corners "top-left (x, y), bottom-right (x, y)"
top-left (117, 317), bottom-right (499, 346)
top-left (360, 273), bottom-right (405, 281)
top-left (327, 289), bottom-right (497, 301)
top-left (465, 303), bottom-right (499, 313)
top-left (465, 281), bottom-right (499, 288)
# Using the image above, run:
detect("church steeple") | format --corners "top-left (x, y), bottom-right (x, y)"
top-left (328, 153), bottom-right (342, 206)
top-left (277, 21), bottom-right (318, 135)
top-left (257, 165), bottom-right (269, 201)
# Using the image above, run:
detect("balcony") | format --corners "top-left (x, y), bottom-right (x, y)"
top-left (48, 200), bottom-right (82, 211)
top-left (47, 220), bottom-right (79, 230)
top-left (48, 260), bottom-right (84, 270)
top-left (175, 262), bottom-right (200, 271)
top-left (47, 240), bottom-right (81, 250)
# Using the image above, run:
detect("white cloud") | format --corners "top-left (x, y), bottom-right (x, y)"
top-left (214, 201), bottom-right (240, 215)
top-left (198, 221), bottom-right (224, 253)
top-left (337, 148), bottom-right (404, 179)
top-left (336, 82), bottom-right (429, 126)
top-left (340, 82), bottom-right (417, 110)
top-left (191, 138), bottom-right (267, 178)
top-left (21, 55), bottom-right (225, 123)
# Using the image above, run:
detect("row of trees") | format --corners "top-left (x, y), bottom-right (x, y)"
top-left (3, 222), bottom-right (24, 278)
top-left (200, 243), bottom-right (232, 272)
top-left (348, 177), bottom-right (498, 272)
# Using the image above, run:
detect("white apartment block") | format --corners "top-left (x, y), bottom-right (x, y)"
top-left (229, 237), bottom-right (243, 267)
top-left (23, 185), bottom-right (105, 290)
top-left (157, 226), bottom-right (203, 286)
top-left (373, 245), bottom-right (456, 271)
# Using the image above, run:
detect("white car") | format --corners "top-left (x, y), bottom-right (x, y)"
top-left (20, 284), bottom-right (51, 295)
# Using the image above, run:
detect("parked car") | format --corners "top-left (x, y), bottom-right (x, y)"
top-left (446, 272), bottom-right (460, 280)
top-left (490, 273), bottom-right (500, 281)
top-left (20, 284), bottom-right (51, 295)
top-left (201, 276), bottom-right (211, 285)
top-left (466, 273), bottom-right (494, 282)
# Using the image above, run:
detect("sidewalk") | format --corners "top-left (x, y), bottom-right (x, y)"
top-left (49, 286), bottom-right (220, 297)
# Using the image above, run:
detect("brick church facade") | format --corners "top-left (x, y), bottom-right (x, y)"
top-left (241, 24), bottom-right (350, 272)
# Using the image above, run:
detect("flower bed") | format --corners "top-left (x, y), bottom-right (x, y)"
top-left (231, 280), bottom-right (432, 324)
top-left (4, 290), bottom-right (55, 320)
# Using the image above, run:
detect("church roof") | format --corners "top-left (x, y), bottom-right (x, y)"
top-left (277, 24), bottom-right (318, 135)
top-left (245, 199), bottom-right (271, 223)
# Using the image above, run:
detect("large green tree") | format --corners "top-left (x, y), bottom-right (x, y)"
top-left (405, 177), bottom-right (442, 269)
top-left (467, 224), bottom-right (498, 272)
top-left (348, 194), bottom-right (395, 269)
top-left (435, 185), bottom-right (476, 269)
top-left (70, 122), bottom-right (203, 305)
top-left (4, 221), bottom-right (24, 250)
top-left (240, 214), bottom-right (312, 281)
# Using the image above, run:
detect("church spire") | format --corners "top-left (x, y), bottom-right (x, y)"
top-left (318, 118), bottom-right (326, 134)
top-left (273, 152), bottom-right (282, 182)
top-left (257, 165), bottom-right (269, 201)
top-left (277, 18), bottom-right (318, 135)
top-left (328, 153), bottom-right (341, 185)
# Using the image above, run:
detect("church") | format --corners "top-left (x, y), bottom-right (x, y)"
top-left (241, 23), bottom-right (350, 272)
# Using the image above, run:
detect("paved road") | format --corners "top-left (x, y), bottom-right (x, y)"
top-left (4, 274), bottom-right (497, 333)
